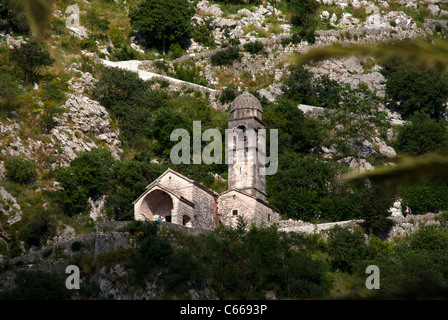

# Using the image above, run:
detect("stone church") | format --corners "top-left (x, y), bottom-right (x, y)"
top-left (133, 91), bottom-right (280, 229)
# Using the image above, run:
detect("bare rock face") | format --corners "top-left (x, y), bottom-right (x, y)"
top-left (309, 57), bottom-right (386, 96)
top-left (197, 0), bottom-right (223, 17)
top-left (337, 156), bottom-right (374, 173)
top-left (0, 186), bottom-right (22, 225)
top-left (51, 93), bottom-right (122, 165)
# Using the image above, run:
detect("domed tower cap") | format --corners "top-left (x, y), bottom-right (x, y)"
top-left (230, 89), bottom-right (262, 114)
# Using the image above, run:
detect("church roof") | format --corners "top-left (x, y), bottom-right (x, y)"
top-left (219, 188), bottom-right (279, 213)
top-left (132, 182), bottom-right (195, 207)
top-left (230, 90), bottom-right (262, 113)
top-left (146, 168), bottom-right (219, 197)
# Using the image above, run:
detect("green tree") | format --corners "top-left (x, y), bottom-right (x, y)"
top-left (94, 66), bottom-right (168, 145)
top-left (263, 97), bottom-right (325, 154)
top-left (150, 107), bottom-right (192, 157)
top-left (327, 225), bottom-right (374, 273)
top-left (282, 65), bottom-right (343, 108)
top-left (287, 0), bottom-right (319, 44)
top-left (266, 153), bottom-right (336, 221)
top-left (329, 83), bottom-right (388, 168)
top-left (360, 179), bottom-right (397, 236)
top-left (129, 0), bottom-right (195, 53)
top-left (9, 40), bottom-right (53, 83)
top-left (395, 112), bottom-right (448, 155)
top-left (385, 68), bottom-right (448, 119)
top-left (55, 148), bottom-right (115, 216)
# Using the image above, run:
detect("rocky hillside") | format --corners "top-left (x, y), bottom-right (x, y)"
top-left (1, 0), bottom-right (448, 300)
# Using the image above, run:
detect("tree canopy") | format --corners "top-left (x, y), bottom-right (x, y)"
top-left (129, 0), bottom-right (195, 52)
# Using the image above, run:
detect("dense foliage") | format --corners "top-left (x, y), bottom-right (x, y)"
top-left (9, 40), bottom-right (53, 84)
top-left (210, 46), bottom-right (241, 66)
top-left (384, 66), bottom-right (448, 119)
top-left (287, 0), bottom-right (319, 44)
top-left (395, 112), bottom-right (448, 155)
top-left (4, 156), bottom-right (38, 185)
top-left (0, 0), bottom-right (29, 34)
top-left (282, 65), bottom-right (343, 108)
top-left (129, 0), bottom-right (195, 52)
top-left (54, 148), bottom-right (163, 220)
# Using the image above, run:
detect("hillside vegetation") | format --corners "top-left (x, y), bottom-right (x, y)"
top-left (1, 0), bottom-right (448, 299)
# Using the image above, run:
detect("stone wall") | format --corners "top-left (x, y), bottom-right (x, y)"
top-left (191, 186), bottom-right (216, 230)
top-left (218, 190), bottom-right (257, 228)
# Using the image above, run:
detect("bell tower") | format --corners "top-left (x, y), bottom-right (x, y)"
top-left (227, 90), bottom-right (267, 201)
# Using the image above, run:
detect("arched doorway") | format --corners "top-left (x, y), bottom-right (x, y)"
top-left (182, 215), bottom-right (192, 228)
top-left (140, 189), bottom-right (174, 222)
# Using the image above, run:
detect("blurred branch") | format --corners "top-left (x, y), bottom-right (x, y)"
top-left (14, 0), bottom-right (51, 39)
top-left (289, 37), bottom-right (448, 72)
top-left (342, 150), bottom-right (448, 186)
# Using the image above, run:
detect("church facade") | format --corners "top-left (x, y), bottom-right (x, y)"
top-left (133, 91), bottom-right (280, 229)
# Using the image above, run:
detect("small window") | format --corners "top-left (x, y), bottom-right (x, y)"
top-left (232, 209), bottom-right (238, 216)
top-left (268, 214), bottom-right (271, 222)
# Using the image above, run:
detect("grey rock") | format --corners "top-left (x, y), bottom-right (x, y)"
top-left (89, 195), bottom-right (106, 221)
top-left (338, 156), bottom-right (374, 172)
top-left (0, 186), bottom-right (22, 225)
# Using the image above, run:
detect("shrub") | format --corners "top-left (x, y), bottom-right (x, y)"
top-left (399, 180), bottom-right (448, 215)
top-left (229, 38), bottom-right (240, 46)
top-left (219, 84), bottom-right (238, 104)
top-left (129, 0), bottom-right (195, 52)
top-left (211, 47), bottom-right (240, 66)
top-left (0, 270), bottom-right (69, 300)
top-left (192, 23), bottom-right (216, 48)
top-left (0, 72), bottom-right (21, 113)
top-left (39, 73), bottom-right (69, 105)
top-left (20, 208), bottom-right (56, 248)
top-left (410, 224), bottom-right (448, 252)
top-left (4, 156), bottom-right (38, 184)
top-left (55, 148), bottom-right (115, 216)
top-left (243, 40), bottom-right (265, 54)
top-left (170, 60), bottom-right (208, 86)
top-left (326, 226), bottom-right (374, 273)
top-left (9, 40), bottom-right (54, 83)
top-left (395, 112), bottom-right (448, 155)
top-left (85, 9), bottom-right (110, 34)
top-left (169, 43), bottom-right (184, 59)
